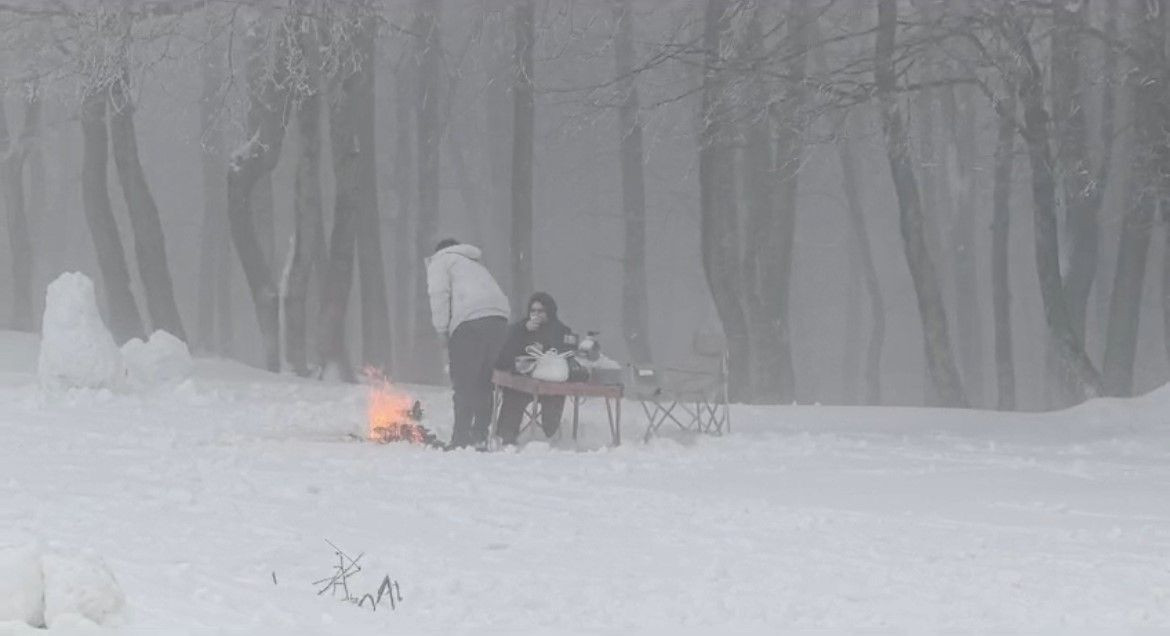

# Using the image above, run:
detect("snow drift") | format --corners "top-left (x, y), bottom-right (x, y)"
top-left (0, 543), bottom-right (123, 630)
top-left (121, 330), bottom-right (193, 389)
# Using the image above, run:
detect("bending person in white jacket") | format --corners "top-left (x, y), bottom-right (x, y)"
top-left (425, 239), bottom-right (510, 449)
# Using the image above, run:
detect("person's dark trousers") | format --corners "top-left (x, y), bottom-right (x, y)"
top-left (496, 388), bottom-right (566, 445)
top-left (447, 316), bottom-right (508, 448)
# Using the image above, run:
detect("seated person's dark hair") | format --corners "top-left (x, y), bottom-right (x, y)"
top-left (434, 238), bottom-right (460, 253)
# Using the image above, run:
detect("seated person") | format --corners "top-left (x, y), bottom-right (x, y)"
top-left (494, 292), bottom-right (576, 445)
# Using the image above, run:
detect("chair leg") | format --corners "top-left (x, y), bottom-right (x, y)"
top-left (519, 395), bottom-right (541, 440)
top-left (640, 400), bottom-right (674, 442)
top-left (641, 400), bottom-right (664, 442)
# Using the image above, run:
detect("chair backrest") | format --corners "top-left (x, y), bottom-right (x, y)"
top-left (691, 330), bottom-right (728, 381)
top-left (691, 331), bottom-right (727, 358)
top-left (626, 329), bottom-right (728, 399)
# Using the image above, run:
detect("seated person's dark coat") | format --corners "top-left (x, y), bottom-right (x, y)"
top-left (494, 292), bottom-right (574, 444)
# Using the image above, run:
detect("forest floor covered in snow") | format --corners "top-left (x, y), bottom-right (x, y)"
top-left (2, 328), bottom-right (1170, 633)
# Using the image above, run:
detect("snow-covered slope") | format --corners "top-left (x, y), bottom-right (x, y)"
top-left (1, 331), bottom-right (1168, 633)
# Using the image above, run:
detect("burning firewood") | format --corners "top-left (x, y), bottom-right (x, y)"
top-left (362, 369), bottom-right (443, 447)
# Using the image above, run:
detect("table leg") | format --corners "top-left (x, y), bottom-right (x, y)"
top-left (615, 396), bottom-right (621, 446)
top-left (572, 396), bottom-right (580, 441)
top-left (604, 397), bottom-right (618, 447)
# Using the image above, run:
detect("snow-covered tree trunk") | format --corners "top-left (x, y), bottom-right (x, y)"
top-left (227, 10), bottom-right (292, 372)
top-left (875, 0), bottom-right (966, 407)
top-left (483, 8), bottom-right (513, 293)
top-left (1052, 2), bottom-right (1095, 347)
top-left (197, 40), bottom-right (230, 354)
top-left (1045, 1), bottom-right (1117, 407)
top-left (391, 62), bottom-right (415, 369)
top-left (108, 66), bottom-right (187, 342)
top-left (740, 8), bottom-right (771, 402)
top-left (511, 0), bottom-right (536, 313)
top-left (835, 109), bottom-right (885, 406)
top-left (1103, 0), bottom-right (1165, 396)
top-left (285, 11), bottom-right (325, 377)
top-left (908, 0), bottom-right (955, 407)
top-left (700, 0), bottom-right (751, 401)
top-left (318, 10), bottom-right (365, 384)
top-left (940, 84), bottom-right (983, 406)
top-left (0, 90), bottom-right (38, 332)
top-left (991, 90), bottom-right (1017, 411)
top-left (613, 0), bottom-right (653, 366)
top-left (1006, 19), bottom-right (1102, 401)
top-left (411, 0), bottom-right (444, 383)
top-left (351, 9), bottom-right (392, 373)
top-left (80, 87), bottom-right (143, 344)
top-left (758, 0), bottom-right (809, 403)
top-left (809, 16), bottom-right (883, 405)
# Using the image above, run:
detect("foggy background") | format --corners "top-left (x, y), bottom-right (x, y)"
top-left (0, 0), bottom-right (1166, 411)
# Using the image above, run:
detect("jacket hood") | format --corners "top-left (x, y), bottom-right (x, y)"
top-left (528, 292), bottom-right (559, 322)
top-left (427, 243), bottom-right (483, 265)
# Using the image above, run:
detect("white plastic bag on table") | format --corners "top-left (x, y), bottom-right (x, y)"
top-left (528, 344), bottom-right (570, 382)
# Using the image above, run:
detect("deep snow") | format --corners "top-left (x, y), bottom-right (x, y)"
top-left (2, 329), bottom-right (1169, 633)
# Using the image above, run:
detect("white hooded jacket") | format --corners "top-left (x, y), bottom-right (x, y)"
top-left (425, 244), bottom-right (510, 337)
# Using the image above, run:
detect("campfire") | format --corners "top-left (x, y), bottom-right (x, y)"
top-left (362, 368), bottom-right (434, 445)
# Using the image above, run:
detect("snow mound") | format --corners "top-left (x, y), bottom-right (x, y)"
top-left (37, 273), bottom-right (124, 392)
top-left (0, 544), bottom-right (44, 627)
top-left (42, 553), bottom-right (124, 629)
top-left (0, 544), bottom-right (124, 631)
top-left (122, 330), bottom-right (193, 389)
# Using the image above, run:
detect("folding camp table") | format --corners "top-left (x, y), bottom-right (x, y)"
top-left (491, 369), bottom-right (624, 446)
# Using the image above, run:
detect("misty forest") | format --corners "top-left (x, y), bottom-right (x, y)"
top-left (0, 0), bottom-right (1167, 411)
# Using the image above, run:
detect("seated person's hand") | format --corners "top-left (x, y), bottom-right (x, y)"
top-left (525, 316), bottom-right (543, 332)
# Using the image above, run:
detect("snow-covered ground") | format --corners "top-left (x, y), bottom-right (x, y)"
top-left (2, 328), bottom-right (1170, 633)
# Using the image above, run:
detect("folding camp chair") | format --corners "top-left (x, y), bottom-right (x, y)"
top-left (629, 331), bottom-right (730, 442)
top-left (489, 383), bottom-right (555, 446)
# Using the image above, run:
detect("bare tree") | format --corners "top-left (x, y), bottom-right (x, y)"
top-left (0, 86), bottom-right (38, 331)
top-left (737, 0), bottom-right (805, 403)
top-left (285, 6), bottom-right (325, 376)
top-left (411, 0), bottom-right (443, 382)
top-left (761, 0), bottom-right (810, 403)
top-left (351, 4), bottom-right (392, 372)
top-left (317, 6), bottom-right (375, 384)
top-left (992, 12), bottom-right (1103, 400)
top-left (196, 36), bottom-right (232, 354)
top-left (390, 57), bottom-right (415, 369)
top-left (1103, 0), bottom-right (1166, 396)
top-left (940, 82), bottom-right (983, 405)
top-left (700, 0), bottom-right (751, 400)
top-left (511, 0), bottom-right (535, 311)
top-left (875, 0), bottom-right (967, 407)
top-left (835, 108), bottom-right (885, 405)
top-left (739, 5), bottom-right (771, 402)
top-left (482, 7), bottom-right (513, 292)
top-left (108, 23), bottom-right (187, 342)
top-left (1040, 0), bottom-right (1118, 406)
top-left (227, 9), bottom-right (293, 372)
top-left (81, 82), bottom-right (143, 344)
top-left (612, 0), bottom-right (653, 365)
top-left (990, 87), bottom-right (1016, 410)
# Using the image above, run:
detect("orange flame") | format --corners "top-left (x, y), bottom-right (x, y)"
top-left (363, 367), bottom-right (425, 444)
